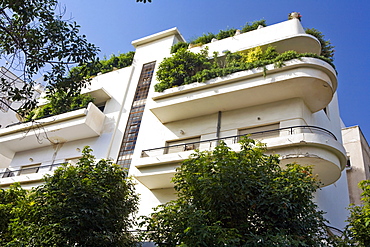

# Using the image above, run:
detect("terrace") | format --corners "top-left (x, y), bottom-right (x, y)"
top-left (0, 163), bottom-right (65, 187)
top-left (135, 125), bottom-right (347, 189)
top-left (0, 102), bottom-right (105, 161)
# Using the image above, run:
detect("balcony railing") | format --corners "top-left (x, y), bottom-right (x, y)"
top-left (141, 125), bottom-right (337, 158)
top-left (0, 163), bottom-right (66, 178)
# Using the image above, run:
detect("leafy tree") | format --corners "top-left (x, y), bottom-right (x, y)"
top-left (0, 0), bottom-right (99, 116)
top-left (170, 42), bottom-right (189, 54)
top-left (141, 138), bottom-right (333, 246)
top-left (342, 180), bottom-right (370, 246)
top-left (0, 183), bottom-right (27, 245)
top-left (8, 147), bottom-right (139, 247)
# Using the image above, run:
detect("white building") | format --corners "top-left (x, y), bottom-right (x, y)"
top-left (0, 16), bottom-right (366, 231)
top-left (342, 126), bottom-right (370, 205)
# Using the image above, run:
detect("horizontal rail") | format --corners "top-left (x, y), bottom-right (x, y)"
top-left (141, 125), bottom-right (337, 158)
top-left (0, 162), bottom-right (66, 178)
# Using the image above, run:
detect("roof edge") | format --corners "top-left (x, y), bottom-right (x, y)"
top-left (131, 27), bottom-right (185, 48)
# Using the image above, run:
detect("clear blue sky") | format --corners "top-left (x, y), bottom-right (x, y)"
top-left (59, 0), bottom-right (370, 141)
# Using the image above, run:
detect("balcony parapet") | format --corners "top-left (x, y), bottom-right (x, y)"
top-left (141, 125), bottom-right (337, 158)
top-left (0, 163), bottom-right (64, 186)
top-left (150, 58), bottom-right (337, 123)
top-left (188, 19), bottom-right (321, 58)
top-left (136, 126), bottom-right (346, 187)
top-left (0, 102), bottom-right (105, 160)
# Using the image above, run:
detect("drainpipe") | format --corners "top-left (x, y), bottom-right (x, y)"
top-left (216, 111), bottom-right (222, 144)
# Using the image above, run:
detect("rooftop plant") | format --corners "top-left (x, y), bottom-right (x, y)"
top-left (23, 52), bottom-right (134, 121)
top-left (305, 28), bottom-right (335, 62)
top-left (156, 21), bottom-right (335, 93)
top-left (155, 46), bottom-right (335, 92)
top-left (68, 51), bottom-right (135, 80)
top-left (24, 92), bottom-right (94, 122)
top-left (155, 48), bottom-right (211, 92)
top-left (170, 20), bottom-right (266, 53)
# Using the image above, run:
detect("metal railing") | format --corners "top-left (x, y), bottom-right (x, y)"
top-left (141, 125), bottom-right (337, 158)
top-left (0, 163), bottom-right (66, 178)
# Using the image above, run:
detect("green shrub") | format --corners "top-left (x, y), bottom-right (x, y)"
top-left (170, 42), bottom-right (189, 53)
top-left (155, 46), bottom-right (335, 92)
top-left (263, 46), bottom-right (279, 60)
top-left (216, 28), bottom-right (237, 40)
top-left (69, 51), bottom-right (135, 79)
top-left (155, 48), bottom-right (211, 92)
top-left (241, 19), bottom-right (266, 33)
top-left (157, 21), bottom-right (336, 93)
top-left (170, 20), bottom-right (267, 52)
top-left (305, 28), bottom-right (335, 61)
top-left (190, 32), bottom-right (216, 45)
top-left (25, 92), bottom-right (94, 121)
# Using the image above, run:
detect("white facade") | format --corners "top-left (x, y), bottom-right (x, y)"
top-left (0, 18), bottom-right (356, 230)
top-left (342, 126), bottom-right (370, 205)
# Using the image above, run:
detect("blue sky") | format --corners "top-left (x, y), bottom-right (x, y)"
top-left (59, 0), bottom-right (370, 141)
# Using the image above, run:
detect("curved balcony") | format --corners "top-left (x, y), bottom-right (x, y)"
top-left (150, 58), bottom-right (337, 123)
top-left (189, 19), bottom-right (321, 57)
top-left (135, 126), bottom-right (346, 188)
top-left (0, 102), bottom-right (105, 160)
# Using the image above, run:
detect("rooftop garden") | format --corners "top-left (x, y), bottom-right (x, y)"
top-left (154, 21), bottom-right (335, 93)
top-left (24, 92), bottom-right (94, 122)
top-left (68, 51), bottom-right (135, 79)
top-left (24, 52), bottom-right (135, 121)
top-left (170, 20), bottom-right (267, 53)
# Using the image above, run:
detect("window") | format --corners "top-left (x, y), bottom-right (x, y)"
top-left (239, 123), bottom-right (280, 139)
top-left (116, 62), bottom-right (156, 168)
top-left (19, 164), bottom-right (41, 175)
top-left (97, 103), bottom-right (106, 112)
top-left (166, 137), bottom-right (201, 154)
top-left (346, 157), bottom-right (351, 170)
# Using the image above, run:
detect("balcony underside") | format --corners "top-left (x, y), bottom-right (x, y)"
top-left (134, 129), bottom-right (346, 189)
top-left (0, 103), bottom-right (105, 160)
top-left (151, 58), bottom-right (337, 123)
top-left (135, 171), bottom-right (175, 190)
